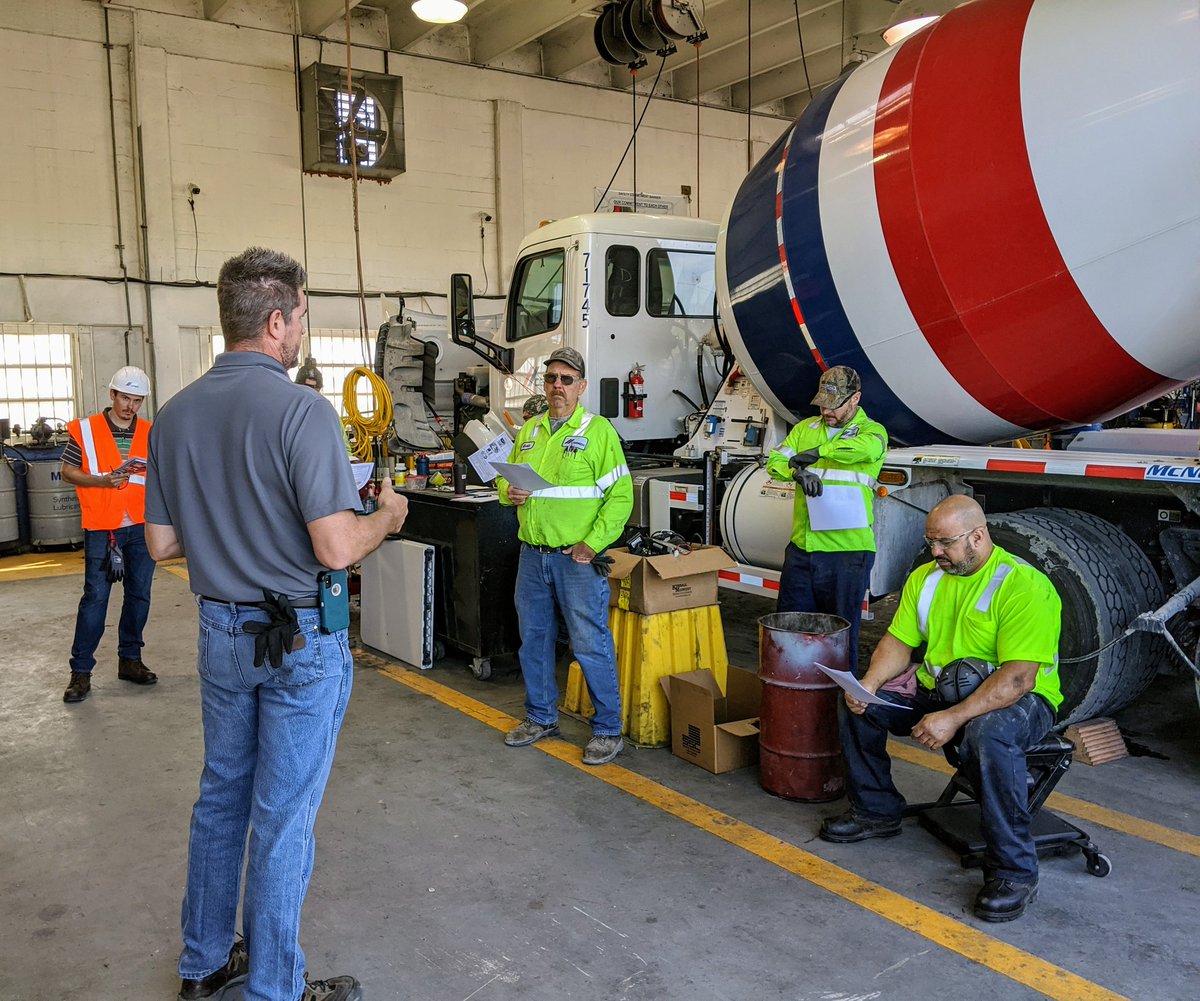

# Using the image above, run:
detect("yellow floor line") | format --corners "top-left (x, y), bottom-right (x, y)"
top-left (367, 654), bottom-right (1126, 1001)
top-left (0, 550), bottom-right (86, 581)
top-left (887, 741), bottom-right (1200, 859)
top-left (162, 563), bottom-right (190, 584)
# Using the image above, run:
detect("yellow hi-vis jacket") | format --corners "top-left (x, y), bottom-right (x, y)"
top-left (765, 406), bottom-right (887, 553)
top-left (497, 405), bottom-right (633, 553)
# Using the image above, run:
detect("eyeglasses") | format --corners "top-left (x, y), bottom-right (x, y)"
top-left (543, 372), bottom-right (578, 386)
top-left (924, 527), bottom-right (984, 550)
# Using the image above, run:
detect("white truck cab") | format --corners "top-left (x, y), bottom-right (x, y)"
top-left (490, 213), bottom-right (721, 445)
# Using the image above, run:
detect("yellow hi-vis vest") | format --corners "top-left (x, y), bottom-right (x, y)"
top-left (497, 405), bottom-right (633, 553)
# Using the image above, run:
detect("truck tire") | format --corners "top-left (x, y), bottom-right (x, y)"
top-left (1002, 509), bottom-right (1164, 718)
top-left (985, 513), bottom-right (1147, 725)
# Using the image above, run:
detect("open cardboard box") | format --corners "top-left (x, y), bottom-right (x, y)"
top-left (605, 544), bottom-right (735, 614)
top-left (661, 666), bottom-right (762, 774)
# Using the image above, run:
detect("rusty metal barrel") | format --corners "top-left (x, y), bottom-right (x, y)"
top-left (757, 611), bottom-right (848, 802)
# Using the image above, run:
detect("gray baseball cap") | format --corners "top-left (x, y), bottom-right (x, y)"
top-left (545, 346), bottom-right (585, 377)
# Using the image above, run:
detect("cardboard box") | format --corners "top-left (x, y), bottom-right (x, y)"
top-left (605, 544), bottom-right (735, 614)
top-left (663, 667), bottom-right (762, 774)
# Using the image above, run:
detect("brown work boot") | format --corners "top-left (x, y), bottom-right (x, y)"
top-left (178, 938), bottom-right (249, 1000)
top-left (118, 657), bottom-right (158, 685)
top-left (63, 671), bottom-right (91, 703)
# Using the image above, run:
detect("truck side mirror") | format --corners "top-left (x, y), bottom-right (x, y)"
top-left (450, 272), bottom-right (474, 341)
top-left (447, 272), bottom-right (514, 374)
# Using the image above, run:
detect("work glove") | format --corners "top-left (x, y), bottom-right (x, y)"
top-left (103, 532), bottom-right (125, 583)
top-left (788, 448), bottom-right (821, 471)
top-left (794, 469), bottom-right (824, 497)
top-left (591, 553), bottom-right (615, 577)
top-left (243, 590), bottom-right (301, 669)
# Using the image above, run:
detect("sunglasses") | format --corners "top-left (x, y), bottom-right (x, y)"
top-left (543, 372), bottom-right (578, 386)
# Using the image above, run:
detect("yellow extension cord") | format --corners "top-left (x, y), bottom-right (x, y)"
top-left (341, 366), bottom-right (393, 461)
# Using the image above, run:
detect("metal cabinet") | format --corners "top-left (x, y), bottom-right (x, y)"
top-left (396, 489), bottom-right (520, 679)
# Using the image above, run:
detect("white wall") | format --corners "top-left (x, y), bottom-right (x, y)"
top-left (0, 1), bottom-right (788, 404)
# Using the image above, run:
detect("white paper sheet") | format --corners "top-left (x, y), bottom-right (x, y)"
top-left (490, 460), bottom-right (553, 492)
top-left (815, 662), bottom-right (913, 708)
top-left (350, 462), bottom-right (374, 491)
top-left (806, 483), bottom-right (870, 531)
top-left (468, 434), bottom-right (514, 482)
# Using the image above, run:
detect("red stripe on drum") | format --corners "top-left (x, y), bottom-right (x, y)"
top-left (873, 0), bottom-right (1163, 427)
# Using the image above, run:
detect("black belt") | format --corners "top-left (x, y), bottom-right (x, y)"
top-left (200, 594), bottom-right (320, 609)
top-left (524, 543), bottom-right (570, 554)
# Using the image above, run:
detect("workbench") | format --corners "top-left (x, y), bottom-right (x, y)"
top-left (396, 487), bottom-right (520, 679)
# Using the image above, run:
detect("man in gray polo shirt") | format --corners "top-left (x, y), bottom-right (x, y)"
top-left (145, 247), bottom-right (407, 1001)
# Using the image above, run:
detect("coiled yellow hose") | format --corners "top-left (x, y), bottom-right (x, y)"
top-left (341, 366), bottom-right (393, 461)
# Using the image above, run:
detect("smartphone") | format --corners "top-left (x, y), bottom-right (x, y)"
top-left (317, 569), bottom-right (350, 634)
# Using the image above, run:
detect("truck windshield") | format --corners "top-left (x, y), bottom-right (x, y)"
top-left (509, 249), bottom-right (565, 340)
top-left (647, 248), bottom-right (716, 317)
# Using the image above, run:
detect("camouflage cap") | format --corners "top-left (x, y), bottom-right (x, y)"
top-left (522, 394), bottom-right (550, 420)
top-left (545, 346), bottom-right (585, 377)
top-left (811, 365), bottom-right (861, 408)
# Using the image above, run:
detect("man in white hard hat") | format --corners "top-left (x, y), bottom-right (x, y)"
top-left (60, 366), bottom-right (158, 703)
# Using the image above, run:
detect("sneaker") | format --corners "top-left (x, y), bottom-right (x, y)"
top-left (818, 809), bottom-right (902, 843)
top-left (63, 671), bottom-right (91, 704)
top-left (178, 939), bottom-right (249, 1000)
top-left (300, 974), bottom-right (363, 1001)
top-left (582, 734), bottom-right (623, 766)
top-left (504, 718), bottom-right (561, 747)
top-left (118, 657), bottom-right (158, 685)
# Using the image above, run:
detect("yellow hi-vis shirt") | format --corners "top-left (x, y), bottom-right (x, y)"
top-left (888, 544), bottom-right (1063, 710)
top-left (497, 405), bottom-right (633, 554)
top-left (765, 406), bottom-right (888, 553)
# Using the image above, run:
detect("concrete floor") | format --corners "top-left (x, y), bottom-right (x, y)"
top-left (3, 556), bottom-right (1199, 1001)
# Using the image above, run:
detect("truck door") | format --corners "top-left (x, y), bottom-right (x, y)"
top-left (498, 243), bottom-right (570, 423)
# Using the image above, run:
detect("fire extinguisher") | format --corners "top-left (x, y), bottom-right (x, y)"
top-left (624, 362), bottom-right (645, 419)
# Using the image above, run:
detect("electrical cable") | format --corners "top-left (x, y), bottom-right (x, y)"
top-left (593, 54), bottom-right (667, 212)
top-left (342, 0), bottom-right (372, 367)
top-left (632, 66), bottom-right (637, 212)
top-left (695, 40), bottom-right (702, 216)
top-left (791, 0), bottom-right (815, 100)
top-left (188, 194), bottom-right (199, 281)
top-left (341, 366), bottom-right (393, 461)
top-left (479, 220), bottom-right (489, 294)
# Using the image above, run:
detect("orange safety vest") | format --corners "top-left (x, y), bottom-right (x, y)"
top-left (67, 412), bottom-right (152, 530)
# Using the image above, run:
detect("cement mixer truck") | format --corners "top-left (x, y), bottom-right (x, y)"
top-left (443, 0), bottom-right (1200, 724)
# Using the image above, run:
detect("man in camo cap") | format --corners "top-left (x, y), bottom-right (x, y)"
top-left (765, 365), bottom-right (888, 669)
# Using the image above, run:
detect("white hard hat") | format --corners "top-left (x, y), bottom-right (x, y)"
top-left (109, 366), bottom-right (150, 397)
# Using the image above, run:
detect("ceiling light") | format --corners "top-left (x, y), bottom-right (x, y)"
top-left (882, 1), bottom-right (956, 46)
top-left (411, 0), bottom-right (467, 24)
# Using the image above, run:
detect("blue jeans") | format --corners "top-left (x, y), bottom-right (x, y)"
top-left (179, 599), bottom-right (354, 1001)
top-left (515, 545), bottom-right (621, 736)
top-left (841, 687), bottom-right (1054, 883)
top-left (69, 524), bottom-right (155, 672)
top-left (776, 544), bottom-right (874, 674)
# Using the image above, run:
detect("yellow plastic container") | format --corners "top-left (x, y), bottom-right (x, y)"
top-left (562, 604), bottom-right (729, 746)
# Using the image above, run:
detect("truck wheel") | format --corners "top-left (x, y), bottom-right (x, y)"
top-left (986, 513), bottom-right (1146, 725)
top-left (1019, 508), bottom-right (1165, 714)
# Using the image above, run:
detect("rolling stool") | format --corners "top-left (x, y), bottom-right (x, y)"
top-left (909, 732), bottom-right (1112, 878)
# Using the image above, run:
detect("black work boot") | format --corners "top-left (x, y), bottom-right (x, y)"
top-left (819, 808), bottom-right (902, 843)
top-left (974, 878), bottom-right (1038, 922)
top-left (178, 939), bottom-right (249, 1000)
top-left (63, 671), bottom-right (92, 703)
top-left (118, 657), bottom-right (158, 685)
